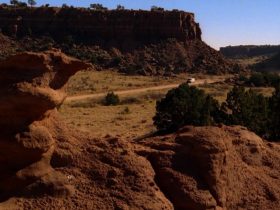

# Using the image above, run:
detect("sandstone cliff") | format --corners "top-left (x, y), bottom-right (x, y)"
top-left (0, 7), bottom-right (201, 42)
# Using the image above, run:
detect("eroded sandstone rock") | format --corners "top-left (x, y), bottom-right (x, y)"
top-left (0, 49), bottom-right (91, 199)
top-left (137, 126), bottom-right (280, 210)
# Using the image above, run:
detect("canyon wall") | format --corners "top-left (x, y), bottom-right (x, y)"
top-left (0, 7), bottom-right (201, 42)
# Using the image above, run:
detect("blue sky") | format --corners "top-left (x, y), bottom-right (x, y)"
top-left (1, 0), bottom-right (279, 49)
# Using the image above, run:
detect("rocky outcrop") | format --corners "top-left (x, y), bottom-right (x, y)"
top-left (0, 50), bottom-right (175, 209)
top-left (5, 123), bottom-right (280, 209)
top-left (137, 126), bottom-right (280, 210)
top-left (0, 7), bottom-right (201, 42)
top-left (0, 49), bottom-right (91, 199)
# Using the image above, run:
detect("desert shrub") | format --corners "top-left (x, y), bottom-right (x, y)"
top-left (110, 56), bottom-right (122, 66)
top-left (17, 1), bottom-right (27, 7)
top-left (104, 92), bottom-right (120, 106)
top-left (247, 72), bottom-right (280, 87)
top-left (154, 84), bottom-right (280, 141)
top-left (153, 83), bottom-right (221, 132)
top-left (263, 72), bottom-right (280, 87)
top-left (27, 0), bottom-right (36, 7)
top-left (116, 4), bottom-right (125, 10)
top-left (269, 84), bottom-right (280, 140)
top-left (238, 74), bottom-right (249, 82)
top-left (151, 6), bottom-right (164, 11)
top-left (10, 0), bottom-right (18, 6)
top-left (221, 86), bottom-right (270, 136)
top-left (249, 72), bottom-right (266, 87)
top-left (120, 107), bottom-right (130, 114)
top-left (62, 3), bottom-right (69, 8)
top-left (90, 3), bottom-right (107, 10)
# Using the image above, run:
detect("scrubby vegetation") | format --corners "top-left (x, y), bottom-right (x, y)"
top-left (153, 83), bottom-right (222, 132)
top-left (104, 92), bottom-right (120, 106)
top-left (240, 72), bottom-right (280, 87)
top-left (269, 85), bottom-right (280, 139)
top-left (154, 83), bottom-right (280, 141)
top-left (221, 86), bottom-right (270, 137)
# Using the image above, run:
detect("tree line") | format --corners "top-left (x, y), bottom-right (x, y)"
top-left (5, 2), bottom-right (169, 12)
top-left (239, 72), bottom-right (280, 87)
top-left (10, 0), bottom-right (36, 7)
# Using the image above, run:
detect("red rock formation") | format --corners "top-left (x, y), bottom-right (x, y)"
top-left (0, 49), bottom-right (91, 199)
top-left (0, 7), bottom-right (201, 42)
top-left (137, 126), bottom-right (280, 210)
top-left (3, 123), bottom-right (280, 209)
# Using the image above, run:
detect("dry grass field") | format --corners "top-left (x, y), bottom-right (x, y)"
top-left (62, 70), bottom-right (189, 139)
top-left (60, 70), bottom-right (273, 139)
top-left (60, 100), bottom-right (157, 140)
top-left (66, 69), bottom-right (187, 95)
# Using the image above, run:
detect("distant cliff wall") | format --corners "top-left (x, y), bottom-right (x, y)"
top-left (0, 7), bottom-right (202, 43)
top-left (220, 45), bottom-right (280, 58)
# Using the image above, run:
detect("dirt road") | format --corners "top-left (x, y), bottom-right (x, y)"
top-left (65, 78), bottom-right (221, 102)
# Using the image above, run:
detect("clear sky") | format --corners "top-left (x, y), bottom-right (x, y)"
top-left (1, 0), bottom-right (279, 49)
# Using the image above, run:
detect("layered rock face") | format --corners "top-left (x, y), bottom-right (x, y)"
top-left (0, 49), bottom-right (91, 199)
top-left (137, 126), bottom-right (280, 210)
top-left (0, 7), bottom-right (201, 42)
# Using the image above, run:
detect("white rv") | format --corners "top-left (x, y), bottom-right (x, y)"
top-left (187, 77), bottom-right (196, 84)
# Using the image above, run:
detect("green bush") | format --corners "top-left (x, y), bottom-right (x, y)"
top-left (238, 74), bottom-right (249, 82)
top-left (104, 92), bottom-right (120, 106)
top-left (90, 3), bottom-right (107, 10)
top-left (222, 86), bottom-right (270, 136)
top-left (153, 83), bottom-right (221, 132)
top-left (269, 84), bottom-right (280, 139)
top-left (247, 72), bottom-right (280, 87)
top-left (250, 72), bottom-right (266, 86)
top-left (153, 83), bottom-right (280, 141)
